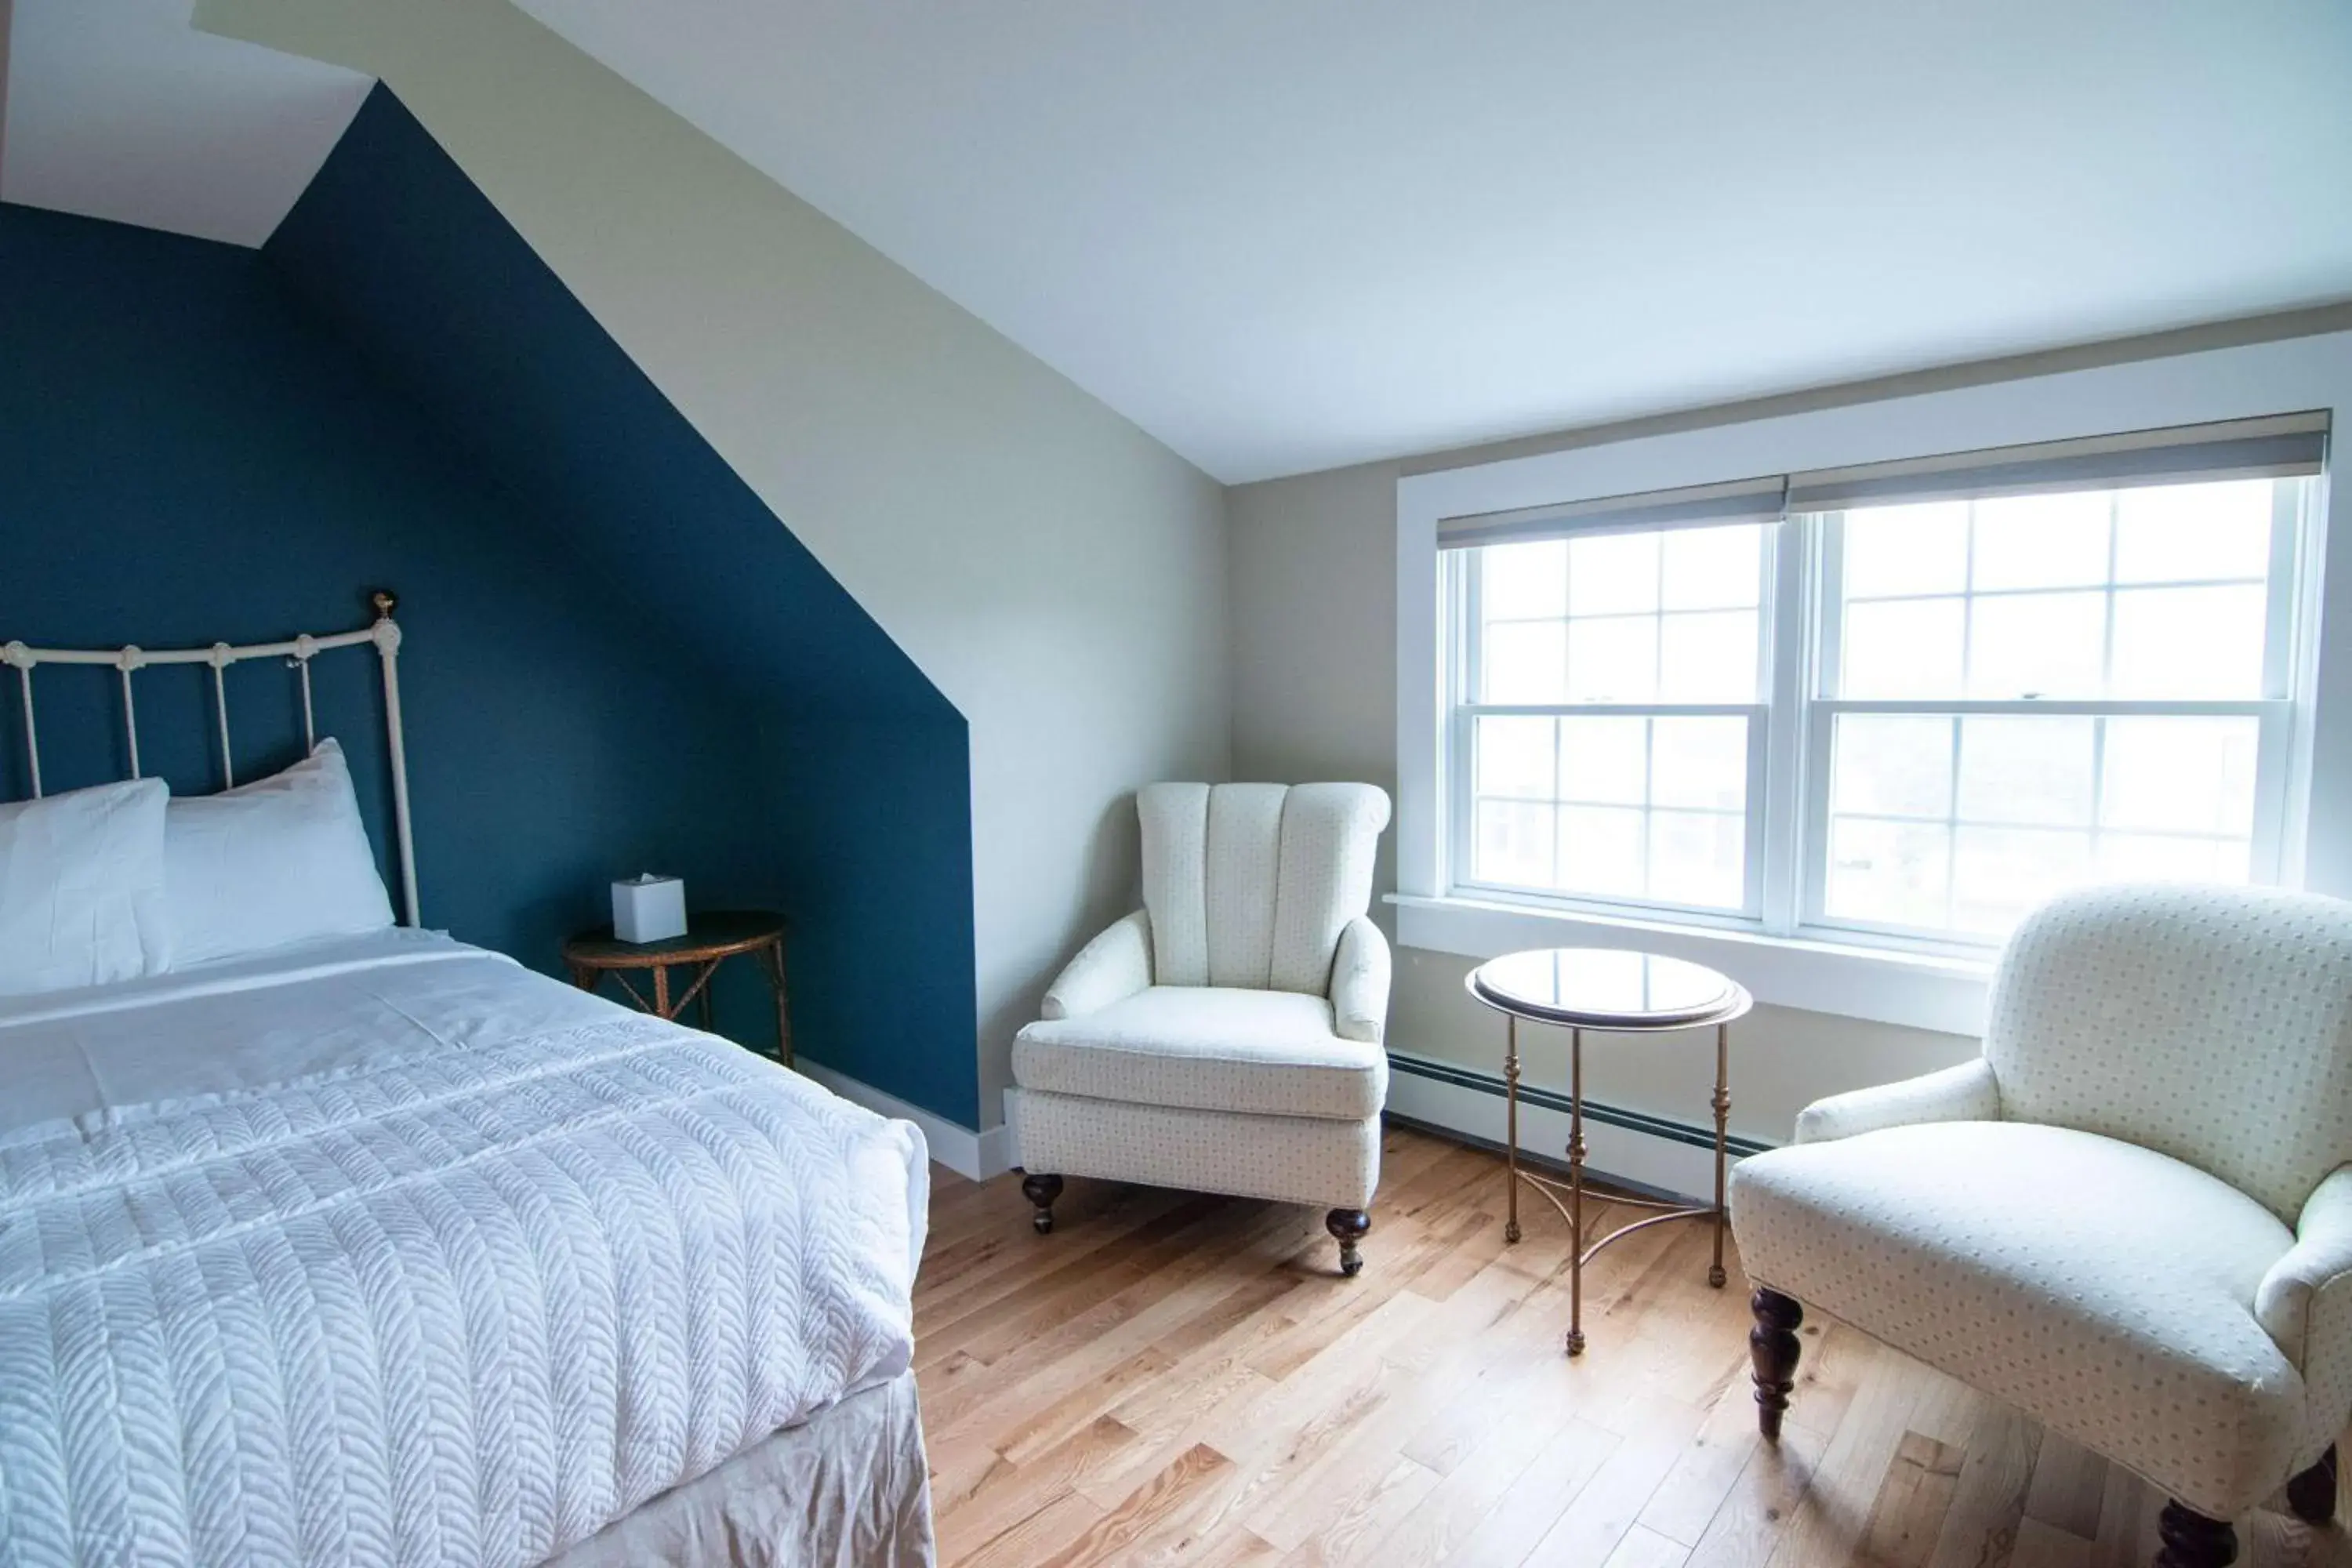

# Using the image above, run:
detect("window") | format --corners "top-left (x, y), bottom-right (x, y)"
top-left (1439, 417), bottom-right (2324, 954)
top-left (1458, 524), bottom-right (1769, 915)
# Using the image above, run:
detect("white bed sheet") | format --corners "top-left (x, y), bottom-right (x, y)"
top-left (0, 931), bottom-right (933, 1566)
top-left (0, 929), bottom-right (608, 1139)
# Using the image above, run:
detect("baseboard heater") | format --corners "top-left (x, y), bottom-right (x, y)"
top-left (1383, 1048), bottom-right (1774, 1207)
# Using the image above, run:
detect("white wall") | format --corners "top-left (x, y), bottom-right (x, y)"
top-left (1229, 309), bottom-right (2352, 1156)
top-left (203, 0), bottom-right (1230, 1131)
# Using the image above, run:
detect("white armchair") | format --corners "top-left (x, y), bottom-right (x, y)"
top-left (1728, 885), bottom-right (2352, 1568)
top-left (1009, 782), bottom-right (1392, 1275)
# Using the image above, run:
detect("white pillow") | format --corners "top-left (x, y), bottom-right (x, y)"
top-left (0, 777), bottom-right (169, 996)
top-left (160, 738), bottom-right (396, 971)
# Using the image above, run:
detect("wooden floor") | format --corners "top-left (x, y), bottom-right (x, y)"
top-left (916, 1125), bottom-right (2348, 1568)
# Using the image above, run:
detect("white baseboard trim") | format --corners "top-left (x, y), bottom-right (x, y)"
top-left (1384, 1052), bottom-right (1769, 1203)
top-left (792, 1060), bottom-right (1013, 1181)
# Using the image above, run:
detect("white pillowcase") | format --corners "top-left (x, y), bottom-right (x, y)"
top-left (0, 777), bottom-right (169, 997)
top-left (160, 738), bottom-right (396, 971)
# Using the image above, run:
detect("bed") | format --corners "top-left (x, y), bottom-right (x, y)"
top-left (0, 600), bottom-right (936, 1566)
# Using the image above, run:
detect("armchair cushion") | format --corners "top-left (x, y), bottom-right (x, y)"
top-left (1731, 1120), bottom-right (2302, 1519)
top-left (1013, 986), bottom-right (1387, 1121)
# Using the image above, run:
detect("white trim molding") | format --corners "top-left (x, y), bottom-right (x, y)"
top-left (1399, 330), bottom-right (2352, 1025)
top-left (1391, 891), bottom-right (1988, 1036)
top-left (793, 1058), bottom-right (1013, 1181)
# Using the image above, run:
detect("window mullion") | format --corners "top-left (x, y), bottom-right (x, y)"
top-left (2252, 704), bottom-right (2294, 884)
top-left (1449, 553), bottom-right (1481, 892)
top-left (2090, 492), bottom-right (2118, 877)
top-left (2100, 492), bottom-right (2119, 698)
top-left (2263, 477), bottom-right (2299, 700)
top-left (1761, 514), bottom-right (1813, 935)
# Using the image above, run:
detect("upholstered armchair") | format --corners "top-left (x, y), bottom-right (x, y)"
top-left (1729, 885), bottom-right (2352, 1568)
top-left (1008, 782), bottom-right (1392, 1276)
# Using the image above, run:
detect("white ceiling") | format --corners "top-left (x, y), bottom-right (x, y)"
top-left (514, 0), bottom-right (2352, 483)
top-left (2, 0), bottom-right (368, 249)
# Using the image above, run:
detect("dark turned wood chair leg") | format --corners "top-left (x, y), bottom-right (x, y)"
top-left (2155, 1501), bottom-right (2238, 1567)
top-left (2288, 1443), bottom-right (2339, 1525)
top-left (1021, 1172), bottom-right (1063, 1234)
top-left (1326, 1208), bottom-right (1370, 1277)
top-left (1748, 1288), bottom-right (1803, 1440)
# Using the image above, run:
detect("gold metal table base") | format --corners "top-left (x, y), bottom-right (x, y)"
top-left (1501, 1013), bottom-right (1733, 1356)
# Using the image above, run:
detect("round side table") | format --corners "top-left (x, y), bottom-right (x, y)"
top-left (564, 909), bottom-right (793, 1068)
top-left (1466, 946), bottom-right (1750, 1356)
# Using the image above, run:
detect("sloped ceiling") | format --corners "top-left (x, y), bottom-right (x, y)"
top-left (510, 0), bottom-right (2352, 481)
top-left (12, 3), bottom-right (2352, 480)
top-left (1, 0), bottom-right (368, 247)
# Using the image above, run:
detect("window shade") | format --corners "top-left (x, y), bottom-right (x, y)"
top-left (1784, 412), bottom-right (2328, 514)
top-left (1434, 413), bottom-right (2328, 550)
top-left (1435, 474), bottom-right (1787, 550)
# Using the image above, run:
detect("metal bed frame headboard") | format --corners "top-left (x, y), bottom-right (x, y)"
top-left (0, 590), bottom-right (420, 926)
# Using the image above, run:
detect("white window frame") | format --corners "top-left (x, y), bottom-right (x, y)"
top-left (1792, 485), bottom-right (2304, 954)
top-left (1443, 524), bottom-right (1777, 926)
top-left (1442, 488), bottom-right (2307, 964)
top-left (1396, 330), bottom-right (2352, 1036)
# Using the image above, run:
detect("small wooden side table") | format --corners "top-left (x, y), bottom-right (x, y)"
top-left (1465, 946), bottom-right (1749, 1357)
top-left (564, 909), bottom-right (793, 1068)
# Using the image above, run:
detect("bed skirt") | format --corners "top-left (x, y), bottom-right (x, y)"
top-left (547, 1373), bottom-right (935, 1567)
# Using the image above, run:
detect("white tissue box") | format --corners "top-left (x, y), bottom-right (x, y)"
top-left (612, 874), bottom-right (688, 943)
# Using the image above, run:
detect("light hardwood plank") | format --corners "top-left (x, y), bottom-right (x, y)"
top-left (2024, 1432), bottom-right (2110, 1544)
top-left (921, 1125), bottom-right (2352, 1568)
top-left (1602, 1523), bottom-right (1697, 1568)
top-left (1856, 1429), bottom-right (1969, 1568)
top-left (1682, 1410), bottom-right (1831, 1568)
top-left (1926, 1401), bottom-right (2042, 1568)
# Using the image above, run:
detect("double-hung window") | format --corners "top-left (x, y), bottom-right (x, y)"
top-left (1439, 415), bottom-right (2327, 955)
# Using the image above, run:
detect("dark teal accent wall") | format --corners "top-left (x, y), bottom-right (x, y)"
top-left (0, 87), bottom-right (980, 1125)
top-left (0, 199), bottom-right (768, 945)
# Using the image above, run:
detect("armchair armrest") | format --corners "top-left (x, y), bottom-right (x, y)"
top-left (1330, 916), bottom-right (1391, 1045)
top-left (1793, 1058), bottom-right (2001, 1145)
top-left (1040, 910), bottom-right (1152, 1021)
top-left (2257, 1167), bottom-right (2352, 1372)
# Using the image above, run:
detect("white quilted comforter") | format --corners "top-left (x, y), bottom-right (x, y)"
top-left (0, 933), bottom-right (928, 1567)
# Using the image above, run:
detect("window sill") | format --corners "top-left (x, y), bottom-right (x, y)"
top-left (1387, 891), bottom-right (1991, 1037)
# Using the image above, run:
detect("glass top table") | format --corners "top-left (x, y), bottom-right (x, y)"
top-left (1465, 947), bottom-right (1750, 1355)
top-left (1469, 947), bottom-right (1746, 1030)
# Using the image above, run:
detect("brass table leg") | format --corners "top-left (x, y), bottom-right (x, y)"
top-left (1710, 1021), bottom-right (1730, 1289)
top-left (1504, 1014), bottom-right (1522, 1244)
top-left (1566, 1025), bottom-right (1586, 1357)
